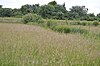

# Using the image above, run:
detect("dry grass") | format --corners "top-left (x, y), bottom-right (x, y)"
top-left (0, 17), bottom-right (22, 23)
top-left (0, 23), bottom-right (100, 66)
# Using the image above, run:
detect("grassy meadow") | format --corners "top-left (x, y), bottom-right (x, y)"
top-left (0, 18), bottom-right (100, 66)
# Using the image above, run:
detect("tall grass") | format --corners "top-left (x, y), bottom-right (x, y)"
top-left (0, 17), bottom-right (22, 23)
top-left (52, 25), bottom-right (89, 34)
top-left (0, 23), bottom-right (100, 66)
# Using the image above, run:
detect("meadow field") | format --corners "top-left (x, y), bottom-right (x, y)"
top-left (1, 0), bottom-right (100, 65)
top-left (0, 20), bottom-right (100, 66)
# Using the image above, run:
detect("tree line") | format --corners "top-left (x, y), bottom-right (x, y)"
top-left (0, 1), bottom-right (100, 21)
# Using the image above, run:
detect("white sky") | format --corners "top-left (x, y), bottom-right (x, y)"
top-left (1, 0), bottom-right (100, 15)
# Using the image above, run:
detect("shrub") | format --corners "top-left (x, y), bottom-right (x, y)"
top-left (86, 17), bottom-right (95, 21)
top-left (46, 20), bottom-right (57, 28)
top-left (81, 22), bottom-right (87, 26)
top-left (22, 13), bottom-right (43, 24)
top-left (70, 21), bottom-right (81, 25)
top-left (92, 22), bottom-right (99, 26)
top-left (52, 25), bottom-right (89, 34)
top-left (22, 13), bottom-right (33, 24)
top-left (53, 26), bottom-right (65, 33)
top-left (53, 26), bottom-right (71, 33)
top-left (71, 28), bottom-right (88, 34)
top-left (63, 28), bottom-right (71, 33)
top-left (77, 21), bottom-right (81, 25)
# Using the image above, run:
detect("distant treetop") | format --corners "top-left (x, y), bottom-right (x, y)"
top-left (48, 0), bottom-right (57, 6)
top-left (0, 5), bottom-right (2, 8)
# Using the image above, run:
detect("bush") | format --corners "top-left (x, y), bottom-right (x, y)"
top-left (63, 28), bottom-right (71, 33)
top-left (86, 17), bottom-right (95, 21)
top-left (53, 26), bottom-right (65, 33)
top-left (46, 20), bottom-right (57, 29)
top-left (92, 22), bottom-right (99, 26)
top-left (53, 26), bottom-right (71, 33)
top-left (71, 28), bottom-right (88, 34)
top-left (22, 13), bottom-right (43, 24)
top-left (52, 25), bottom-right (89, 34)
top-left (81, 22), bottom-right (87, 26)
top-left (70, 21), bottom-right (81, 25)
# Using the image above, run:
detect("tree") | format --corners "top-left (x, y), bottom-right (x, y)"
top-left (20, 4), bottom-right (40, 15)
top-left (96, 13), bottom-right (100, 21)
top-left (39, 5), bottom-right (55, 19)
top-left (68, 12), bottom-right (79, 19)
top-left (88, 13), bottom-right (95, 17)
top-left (97, 13), bottom-right (100, 18)
top-left (13, 8), bottom-right (23, 17)
top-left (0, 8), bottom-right (13, 17)
top-left (48, 1), bottom-right (57, 6)
top-left (0, 8), bottom-right (3, 17)
top-left (53, 4), bottom-right (67, 19)
top-left (0, 5), bottom-right (2, 8)
top-left (54, 5), bottom-right (67, 13)
top-left (0, 5), bottom-right (3, 17)
top-left (32, 4), bottom-right (40, 13)
top-left (21, 4), bottom-right (32, 15)
top-left (56, 12), bottom-right (64, 19)
top-left (62, 2), bottom-right (66, 9)
top-left (69, 6), bottom-right (88, 19)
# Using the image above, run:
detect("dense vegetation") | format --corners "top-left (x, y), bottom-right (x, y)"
top-left (0, 23), bottom-right (100, 66)
top-left (0, 1), bottom-right (100, 21)
top-left (0, 0), bottom-right (100, 66)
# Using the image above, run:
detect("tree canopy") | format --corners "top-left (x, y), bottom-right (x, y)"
top-left (0, 1), bottom-right (100, 21)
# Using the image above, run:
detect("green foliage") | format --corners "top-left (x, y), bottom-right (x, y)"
top-left (52, 25), bottom-right (88, 34)
top-left (21, 4), bottom-right (39, 15)
top-left (53, 26), bottom-right (65, 33)
top-left (13, 9), bottom-right (23, 18)
top-left (39, 5), bottom-right (55, 19)
top-left (69, 6), bottom-right (88, 19)
top-left (38, 2), bottom-right (67, 19)
top-left (71, 28), bottom-right (88, 34)
top-left (0, 17), bottom-right (22, 23)
top-left (86, 17), bottom-right (96, 21)
top-left (56, 12), bottom-right (64, 19)
top-left (92, 22), bottom-right (99, 26)
top-left (97, 13), bottom-right (100, 18)
top-left (0, 5), bottom-right (2, 8)
top-left (70, 21), bottom-right (81, 25)
top-left (88, 13), bottom-right (95, 17)
top-left (0, 8), bottom-right (3, 17)
top-left (22, 13), bottom-right (43, 24)
top-left (22, 13), bottom-right (33, 24)
top-left (46, 20), bottom-right (57, 28)
top-left (54, 5), bottom-right (67, 13)
top-left (0, 1), bottom-right (100, 21)
top-left (81, 22), bottom-right (87, 26)
top-left (48, 1), bottom-right (57, 6)
top-left (63, 27), bottom-right (71, 33)
top-left (0, 8), bottom-right (13, 17)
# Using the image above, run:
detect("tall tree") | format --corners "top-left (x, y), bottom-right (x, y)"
top-left (48, 0), bottom-right (57, 6)
top-left (39, 4), bottom-right (55, 19)
top-left (20, 4), bottom-right (40, 15)
top-left (0, 5), bottom-right (2, 8)
top-left (21, 4), bottom-right (32, 15)
top-left (1, 8), bottom-right (13, 17)
top-left (88, 13), bottom-right (95, 17)
top-left (97, 13), bottom-right (100, 18)
top-left (69, 6), bottom-right (88, 19)
top-left (13, 8), bottom-right (23, 17)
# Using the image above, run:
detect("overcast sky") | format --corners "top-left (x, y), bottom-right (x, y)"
top-left (1, 0), bottom-right (100, 15)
